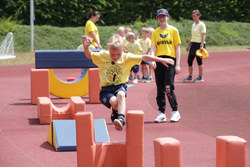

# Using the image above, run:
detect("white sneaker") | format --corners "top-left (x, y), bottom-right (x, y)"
top-left (170, 111), bottom-right (181, 122)
top-left (154, 112), bottom-right (167, 123)
top-left (132, 78), bottom-right (138, 84)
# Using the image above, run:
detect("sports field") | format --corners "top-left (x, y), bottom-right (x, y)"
top-left (0, 50), bottom-right (249, 166)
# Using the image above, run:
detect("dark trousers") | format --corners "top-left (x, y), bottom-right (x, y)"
top-left (154, 57), bottom-right (178, 113)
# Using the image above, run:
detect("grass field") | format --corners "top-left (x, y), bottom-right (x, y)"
top-left (0, 46), bottom-right (249, 66)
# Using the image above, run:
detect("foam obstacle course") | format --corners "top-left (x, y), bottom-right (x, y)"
top-left (37, 96), bottom-right (86, 124)
top-left (31, 50), bottom-right (101, 104)
top-left (47, 119), bottom-right (110, 151)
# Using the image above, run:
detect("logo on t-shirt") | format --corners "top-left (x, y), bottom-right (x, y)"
top-left (160, 33), bottom-right (168, 38)
top-left (106, 65), bottom-right (122, 82)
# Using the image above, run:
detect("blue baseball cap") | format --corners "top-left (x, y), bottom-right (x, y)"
top-left (156, 9), bottom-right (169, 18)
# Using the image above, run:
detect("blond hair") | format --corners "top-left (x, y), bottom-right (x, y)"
top-left (125, 32), bottom-right (135, 41)
top-left (141, 27), bottom-right (149, 33)
top-left (107, 34), bottom-right (124, 50)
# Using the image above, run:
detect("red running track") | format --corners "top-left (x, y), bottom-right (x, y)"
top-left (0, 51), bottom-right (250, 167)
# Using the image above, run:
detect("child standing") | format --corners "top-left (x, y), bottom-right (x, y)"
top-left (139, 27), bottom-right (151, 83)
top-left (151, 9), bottom-right (181, 123)
top-left (83, 34), bottom-right (174, 130)
top-left (124, 32), bottom-right (142, 83)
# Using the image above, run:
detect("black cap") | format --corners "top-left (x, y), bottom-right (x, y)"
top-left (156, 9), bottom-right (169, 18)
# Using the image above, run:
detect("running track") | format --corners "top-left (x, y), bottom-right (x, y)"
top-left (0, 51), bottom-right (249, 167)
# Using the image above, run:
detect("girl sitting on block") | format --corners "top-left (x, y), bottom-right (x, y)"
top-left (83, 34), bottom-right (174, 131)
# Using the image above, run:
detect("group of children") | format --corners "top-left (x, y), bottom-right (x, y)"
top-left (117, 26), bottom-right (155, 84)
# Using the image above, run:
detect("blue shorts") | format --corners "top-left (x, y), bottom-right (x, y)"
top-left (141, 61), bottom-right (150, 65)
top-left (130, 65), bottom-right (139, 73)
top-left (99, 84), bottom-right (127, 108)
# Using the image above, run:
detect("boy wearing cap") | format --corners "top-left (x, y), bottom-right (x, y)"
top-left (151, 8), bottom-right (181, 123)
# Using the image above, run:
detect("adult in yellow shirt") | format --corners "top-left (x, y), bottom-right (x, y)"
top-left (184, 10), bottom-right (206, 83)
top-left (85, 11), bottom-right (102, 49)
top-left (151, 9), bottom-right (181, 123)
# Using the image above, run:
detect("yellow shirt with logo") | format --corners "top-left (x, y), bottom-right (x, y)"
top-left (91, 50), bottom-right (142, 86)
top-left (124, 41), bottom-right (142, 55)
top-left (151, 25), bottom-right (181, 58)
top-left (191, 21), bottom-right (206, 43)
top-left (85, 20), bottom-right (100, 47)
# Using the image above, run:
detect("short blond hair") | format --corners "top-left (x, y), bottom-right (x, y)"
top-left (107, 34), bottom-right (124, 50)
top-left (125, 32), bottom-right (135, 40)
top-left (141, 27), bottom-right (149, 33)
top-left (81, 34), bottom-right (90, 39)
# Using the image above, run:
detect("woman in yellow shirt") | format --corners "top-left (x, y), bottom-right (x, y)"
top-left (85, 11), bottom-right (102, 49)
top-left (184, 10), bottom-right (206, 83)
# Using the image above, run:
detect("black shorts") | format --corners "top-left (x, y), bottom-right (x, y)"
top-left (130, 65), bottom-right (139, 73)
top-left (188, 42), bottom-right (206, 66)
top-left (99, 84), bottom-right (127, 108)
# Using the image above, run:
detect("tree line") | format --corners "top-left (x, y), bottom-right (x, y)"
top-left (1, 0), bottom-right (249, 27)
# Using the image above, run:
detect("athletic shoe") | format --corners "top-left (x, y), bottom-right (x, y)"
top-left (132, 78), bottom-right (138, 84)
top-left (148, 76), bottom-right (153, 82)
top-left (111, 109), bottom-right (118, 122)
top-left (114, 118), bottom-right (125, 131)
top-left (170, 111), bottom-right (181, 122)
top-left (137, 75), bottom-right (141, 80)
top-left (193, 76), bottom-right (204, 83)
top-left (183, 76), bottom-right (193, 82)
top-left (154, 112), bottom-right (167, 123)
top-left (141, 76), bottom-right (147, 83)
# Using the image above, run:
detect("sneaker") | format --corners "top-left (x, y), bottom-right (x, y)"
top-left (129, 74), bottom-right (133, 80)
top-left (154, 112), bottom-right (167, 123)
top-left (141, 76), bottom-right (147, 83)
top-left (137, 75), bottom-right (141, 80)
top-left (114, 118), bottom-right (125, 131)
top-left (170, 111), bottom-right (181, 122)
top-left (132, 78), bottom-right (138, 84)
top-left (111, 109), bottom-right (118, 122)
top-left (183, 76), bottom-right (193, 82)
top-left (148, 76), bottom-right (153, 82)
top-left (193, 76), bottom-right (204, 83)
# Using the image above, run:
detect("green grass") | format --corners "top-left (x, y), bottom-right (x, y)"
top-left (0, 19), bottom-right (249, 66)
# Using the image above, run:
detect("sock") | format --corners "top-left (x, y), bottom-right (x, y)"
top-left (118, 114), bottom-right (125, 120)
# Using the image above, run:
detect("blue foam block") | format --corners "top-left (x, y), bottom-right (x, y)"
top-left (35, 50), bottom-right (100, 69)
top-left (50, 119), bottom-right (110, 151)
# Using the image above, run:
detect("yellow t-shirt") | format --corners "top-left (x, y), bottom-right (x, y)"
top-left (139, 38), bottom-right (151, 54)
top-left (85, 20), bottom-right (100, 47)
top-left (191, 21), bottom-right (206, 43)
top-left (124, 41), bottom-right (142, 55)
top-left (91, 50), bottom-right (142, 86)
top-left (151, 25), bottom-right (181, 58)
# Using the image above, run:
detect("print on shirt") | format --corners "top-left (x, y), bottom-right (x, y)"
top-left (106, 64), bottom-right (122, 83)
top-left (157, 33), bottom-right (172, 46)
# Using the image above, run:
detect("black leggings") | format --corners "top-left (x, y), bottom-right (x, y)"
top-left (154, 56), bottom-right (178, 113)
top-left (188, 42), bottom-right (206, 66)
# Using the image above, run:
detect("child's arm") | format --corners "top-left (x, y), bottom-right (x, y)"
top-left (142, 55), bottom-right (174, 67)
top-left (83, 37), bottom-right (93, 59)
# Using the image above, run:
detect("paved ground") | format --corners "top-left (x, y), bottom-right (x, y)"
top-left (0, 51), bottom-right (249, 167)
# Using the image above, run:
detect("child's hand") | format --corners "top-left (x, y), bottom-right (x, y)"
top-left (83, 37), bottom-right (92, 47)
top-left (165, 58), bottom-right (174, 65)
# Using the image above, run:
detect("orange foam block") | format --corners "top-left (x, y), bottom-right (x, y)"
top-left (216, 136), bottom-right (247, 167)
top-left (31, 68), bottom-right (49, 104)
top-left (88, 68), bottom-right (101, 104)
top-left (75, 110), bottom-right (144, 167)
top-left (37, 96), bottom-right (86, 124)
top-left (153, 137), bottom-right (182, 167)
